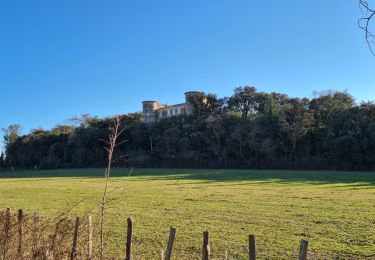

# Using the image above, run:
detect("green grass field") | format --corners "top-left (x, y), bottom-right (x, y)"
top-left (0, 168), bottom-right (374, 259)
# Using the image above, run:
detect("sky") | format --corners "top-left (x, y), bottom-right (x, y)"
top-left (1, 0), bottom-right (375, 148)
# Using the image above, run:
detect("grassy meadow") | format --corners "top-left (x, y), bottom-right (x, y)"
top-left (0, 168), bottom-right (374, 259)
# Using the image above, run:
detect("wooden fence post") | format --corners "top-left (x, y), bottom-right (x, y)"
top-left (248, 235), bottom-right (256, 260)
top-left (88, 216), bottom-right (93, 260)
top-left (164, 227), bottom-right (176, 260)
top-left (2, 208), bottom-right (12, 260)
top-left (202, 231), bottom-right (210, 260)
top-left (32, 212), bottom-right (40, 258)
top-left (125, 218), bottom-right (133, 260)
top-left (17, 209), bottom-right (24, 259)
top-left (49, 217), bottom-right (65, 259)
top-left (70, 217), bottom-right (80, 260)
top-left (298, 240), bottom-right (308, 260)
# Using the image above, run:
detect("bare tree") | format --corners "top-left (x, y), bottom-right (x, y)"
top-left (99, 115), bottom-right (125, 259)
top-left (359, 0), bottom-right (375, 55)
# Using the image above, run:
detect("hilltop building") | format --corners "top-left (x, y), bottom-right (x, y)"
top-left (142, 91), bottom-right (202, 123)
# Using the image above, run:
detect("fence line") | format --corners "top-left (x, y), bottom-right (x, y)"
top-left (1, 208), bottom-right (310, 259)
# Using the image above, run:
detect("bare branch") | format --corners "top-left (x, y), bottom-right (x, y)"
top-left (359, 0), bottom-right (375, 55)
top-left (112, 154), bottom-right (128, 163)
top-left (98, 139), bottom-right (111, 145)
top-left (115, 140), bottom-right (128, 148)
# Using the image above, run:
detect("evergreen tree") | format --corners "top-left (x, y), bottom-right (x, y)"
top-left (0, 151), bottom-right (4, 167)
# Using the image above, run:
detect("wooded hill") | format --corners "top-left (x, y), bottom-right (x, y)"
top-left (2, 87), bottom-right (375, 170)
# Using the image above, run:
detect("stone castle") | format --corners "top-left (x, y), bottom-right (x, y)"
top-left (142, 91), bottom-right (202, 123)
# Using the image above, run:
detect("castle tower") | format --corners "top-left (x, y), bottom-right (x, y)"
top-left (142, 101), bottom-right (163, 123)
top-left (184, 91), bottom-right (203, 115)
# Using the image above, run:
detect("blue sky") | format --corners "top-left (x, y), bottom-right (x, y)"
top-left (1, 0), bottom-right (375, 146)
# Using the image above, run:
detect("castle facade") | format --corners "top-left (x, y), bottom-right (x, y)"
top-left (142, 91), bottom-right (201, 123)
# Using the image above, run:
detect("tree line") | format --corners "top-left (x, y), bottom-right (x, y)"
top-left (2, 87), bottom-right (375, 171)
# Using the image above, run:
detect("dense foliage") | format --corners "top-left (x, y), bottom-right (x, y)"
top-left (3, 87), bottom-right (375, 170)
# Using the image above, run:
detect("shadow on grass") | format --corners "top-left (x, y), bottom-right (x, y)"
top-left (1, 168), bottom-right (375, 186)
